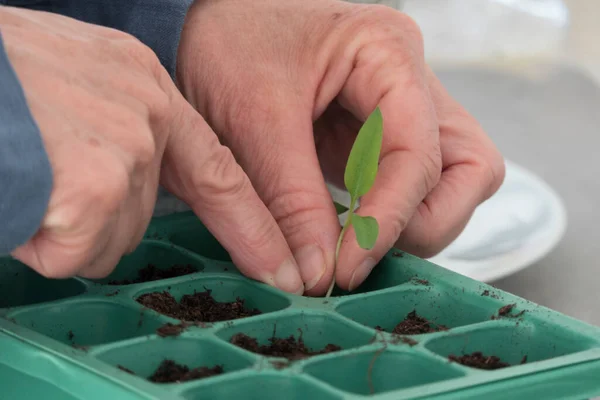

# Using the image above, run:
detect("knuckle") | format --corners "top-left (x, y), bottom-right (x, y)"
top-left (147, 89), bottom-right (172, 121)
top-left (237, 221), bottom-right (280, 256)
top-left (388, 211), bottom-right (411, 247)
top-left (98, 25), bottom-right (135, 41)
top-left (50, 158), bottom-right (129, 231)
top-left (119, 36), bottom-right (168, 82)
top-left (417, 145), bottom-right (443, 193)
top-left (135, 134), bottom-right (157, 168)
top-left (396, 12), bottom-right (425, 50)
top-left (131, 129), bottom-right (157, 168)
top-left (483, 151), bottom-right (506, 199)
top-left (358, 6), bottom-right (425, 51)
top-left (123, 36), bottom-right (160, 65)
top-left (266, 187), bottom-right (332, 234)
top-left (192, 144), bottom-right (249, 200)
top-left (116, 117), bottom-right (157, 167)
top-left (88, 160), bottom-right (130, 213)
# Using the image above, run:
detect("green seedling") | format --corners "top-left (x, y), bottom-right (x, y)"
top-left (325, 107), bottom-right (384, 298)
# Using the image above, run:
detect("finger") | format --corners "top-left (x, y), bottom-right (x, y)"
top-left (10, 146), bottom-right (131, 278)
top-left (333, 17), bottom-right (443, 291)
top-left (70, 214), bottom-right (126, 279)
top-left (224, 105), bottom-right (341, 296)
top-left (12, 212), bottom-right (116, 279)
top-left (76, 182), bottom-right (158, 278)
top-left (123, 157), bottom-right (165, 255)
top-left (394, 68), bottom-right (505, 257)
top-left (159, 97), bottom-right (304, 295)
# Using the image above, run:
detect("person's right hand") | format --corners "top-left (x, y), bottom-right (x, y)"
top-left (2, 7), bottom-right (305, 294)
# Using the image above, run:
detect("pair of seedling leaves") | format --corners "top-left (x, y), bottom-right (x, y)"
top-left (325, 107), bottom-right (383, 298)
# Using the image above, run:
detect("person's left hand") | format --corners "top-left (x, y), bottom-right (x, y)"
top-left (175, 0), bottom-right (505, 296)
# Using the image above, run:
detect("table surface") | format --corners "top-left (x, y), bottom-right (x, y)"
top-left (417, 1), bottom-right (600, 328)
top-left (433, 63), bottom-right (600, 327)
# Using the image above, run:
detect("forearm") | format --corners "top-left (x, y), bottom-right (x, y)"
top-left (0, 30), bottom-right (53, 255)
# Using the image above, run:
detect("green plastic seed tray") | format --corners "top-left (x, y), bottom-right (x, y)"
top-left (1, 210), bottom-right (600, 400)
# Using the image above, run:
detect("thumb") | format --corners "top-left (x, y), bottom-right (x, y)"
top-left (159, 98), bottom-right (304, 295)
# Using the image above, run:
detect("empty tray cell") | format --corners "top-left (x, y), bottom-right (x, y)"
top-left (92, 242), bottom-right (204, 286)
top-left (336, 287), bottom-right (492, 334)
top-left (96, 336), bottom-right (254, 384)
top-left (331, 256), bottom-right (415, 296)
top-left (134, 276), bottom-right (290, 323)
top-left (9, 300), bottom-right (166, 346)
top-left (182, 374), bottom-right (341, 400)
top-left (168, 219), bottom-right (231, 262)
top-left (425, 323), bottom-right (599, 370)
top-left (215, 312), bottom-right (373, 361)
top-left (0, 258), bottom-right (86, 308)
top-left (304, 348), bottom-right (465, 396)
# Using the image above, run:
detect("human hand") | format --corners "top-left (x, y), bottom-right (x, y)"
top-left (176, 0), bottom-right (505, 295)
top-left (3, 6), bottom-right (305, 294)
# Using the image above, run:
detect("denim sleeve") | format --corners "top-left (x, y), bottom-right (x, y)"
top-left (0, 30), bottom-right (53, 255)
top-left (5, 0), bottom-right (194, 78)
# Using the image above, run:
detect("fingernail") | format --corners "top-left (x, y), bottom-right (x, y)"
top-left (274, 257), bottom-right (305, 295)
top-left (348, 257), bottom-right (377, 291)
top-left (294, 245), bottom-right (326, 291)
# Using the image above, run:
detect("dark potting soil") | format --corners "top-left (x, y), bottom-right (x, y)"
top-left (377, 310), bottom-right (448, 335)
top-left (148, 360), bottom-right (224, 383)
top-left (108, 264), bottom-right (199, 285)
top-left (137, 289), bottom-right (261, 322)
top-left (230, 332), bottom-right (341, 360)
top-left (448, 351), bottom-right (526, 370)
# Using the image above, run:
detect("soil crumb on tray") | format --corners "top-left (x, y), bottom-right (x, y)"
top-left (156, 322), bottom-right (190, 337)
top-left (230, 332), bottom-right (341, 360)
top-left (448, 351), bottom-right (521, 370)
top-left (381, 310), bottom-right (448, 335)
top-left (149, 360), bottom-right (224, 383)
top-left (481, 290), bottom-right (499, 299)
top-left (137, 289), bottom-right (261, 322)
top-left (392, 335), bottom-right (419, 346)
top-left (108, 264), bottom-right (199, 285)
top-left (412, 278), bottom-right (430, 285)
top-left (118, 365), bottom-right (135, 375)
top-left (491, 303), bottom-right (526, 319)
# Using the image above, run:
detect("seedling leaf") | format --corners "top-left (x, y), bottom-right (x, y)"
top-left (334, 201), bottom-right (349, 215)
top-left (344, 107), bottom-right (383, 198)
top-left (352, 215), bottom-right (379, 250)
top-left (325, 106), bottom-right (384, 298)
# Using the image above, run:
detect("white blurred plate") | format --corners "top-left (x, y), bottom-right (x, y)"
top-left (428, 160), bottom-right (567, 282)
top-left (329, 159), bottom-right (567, 282)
